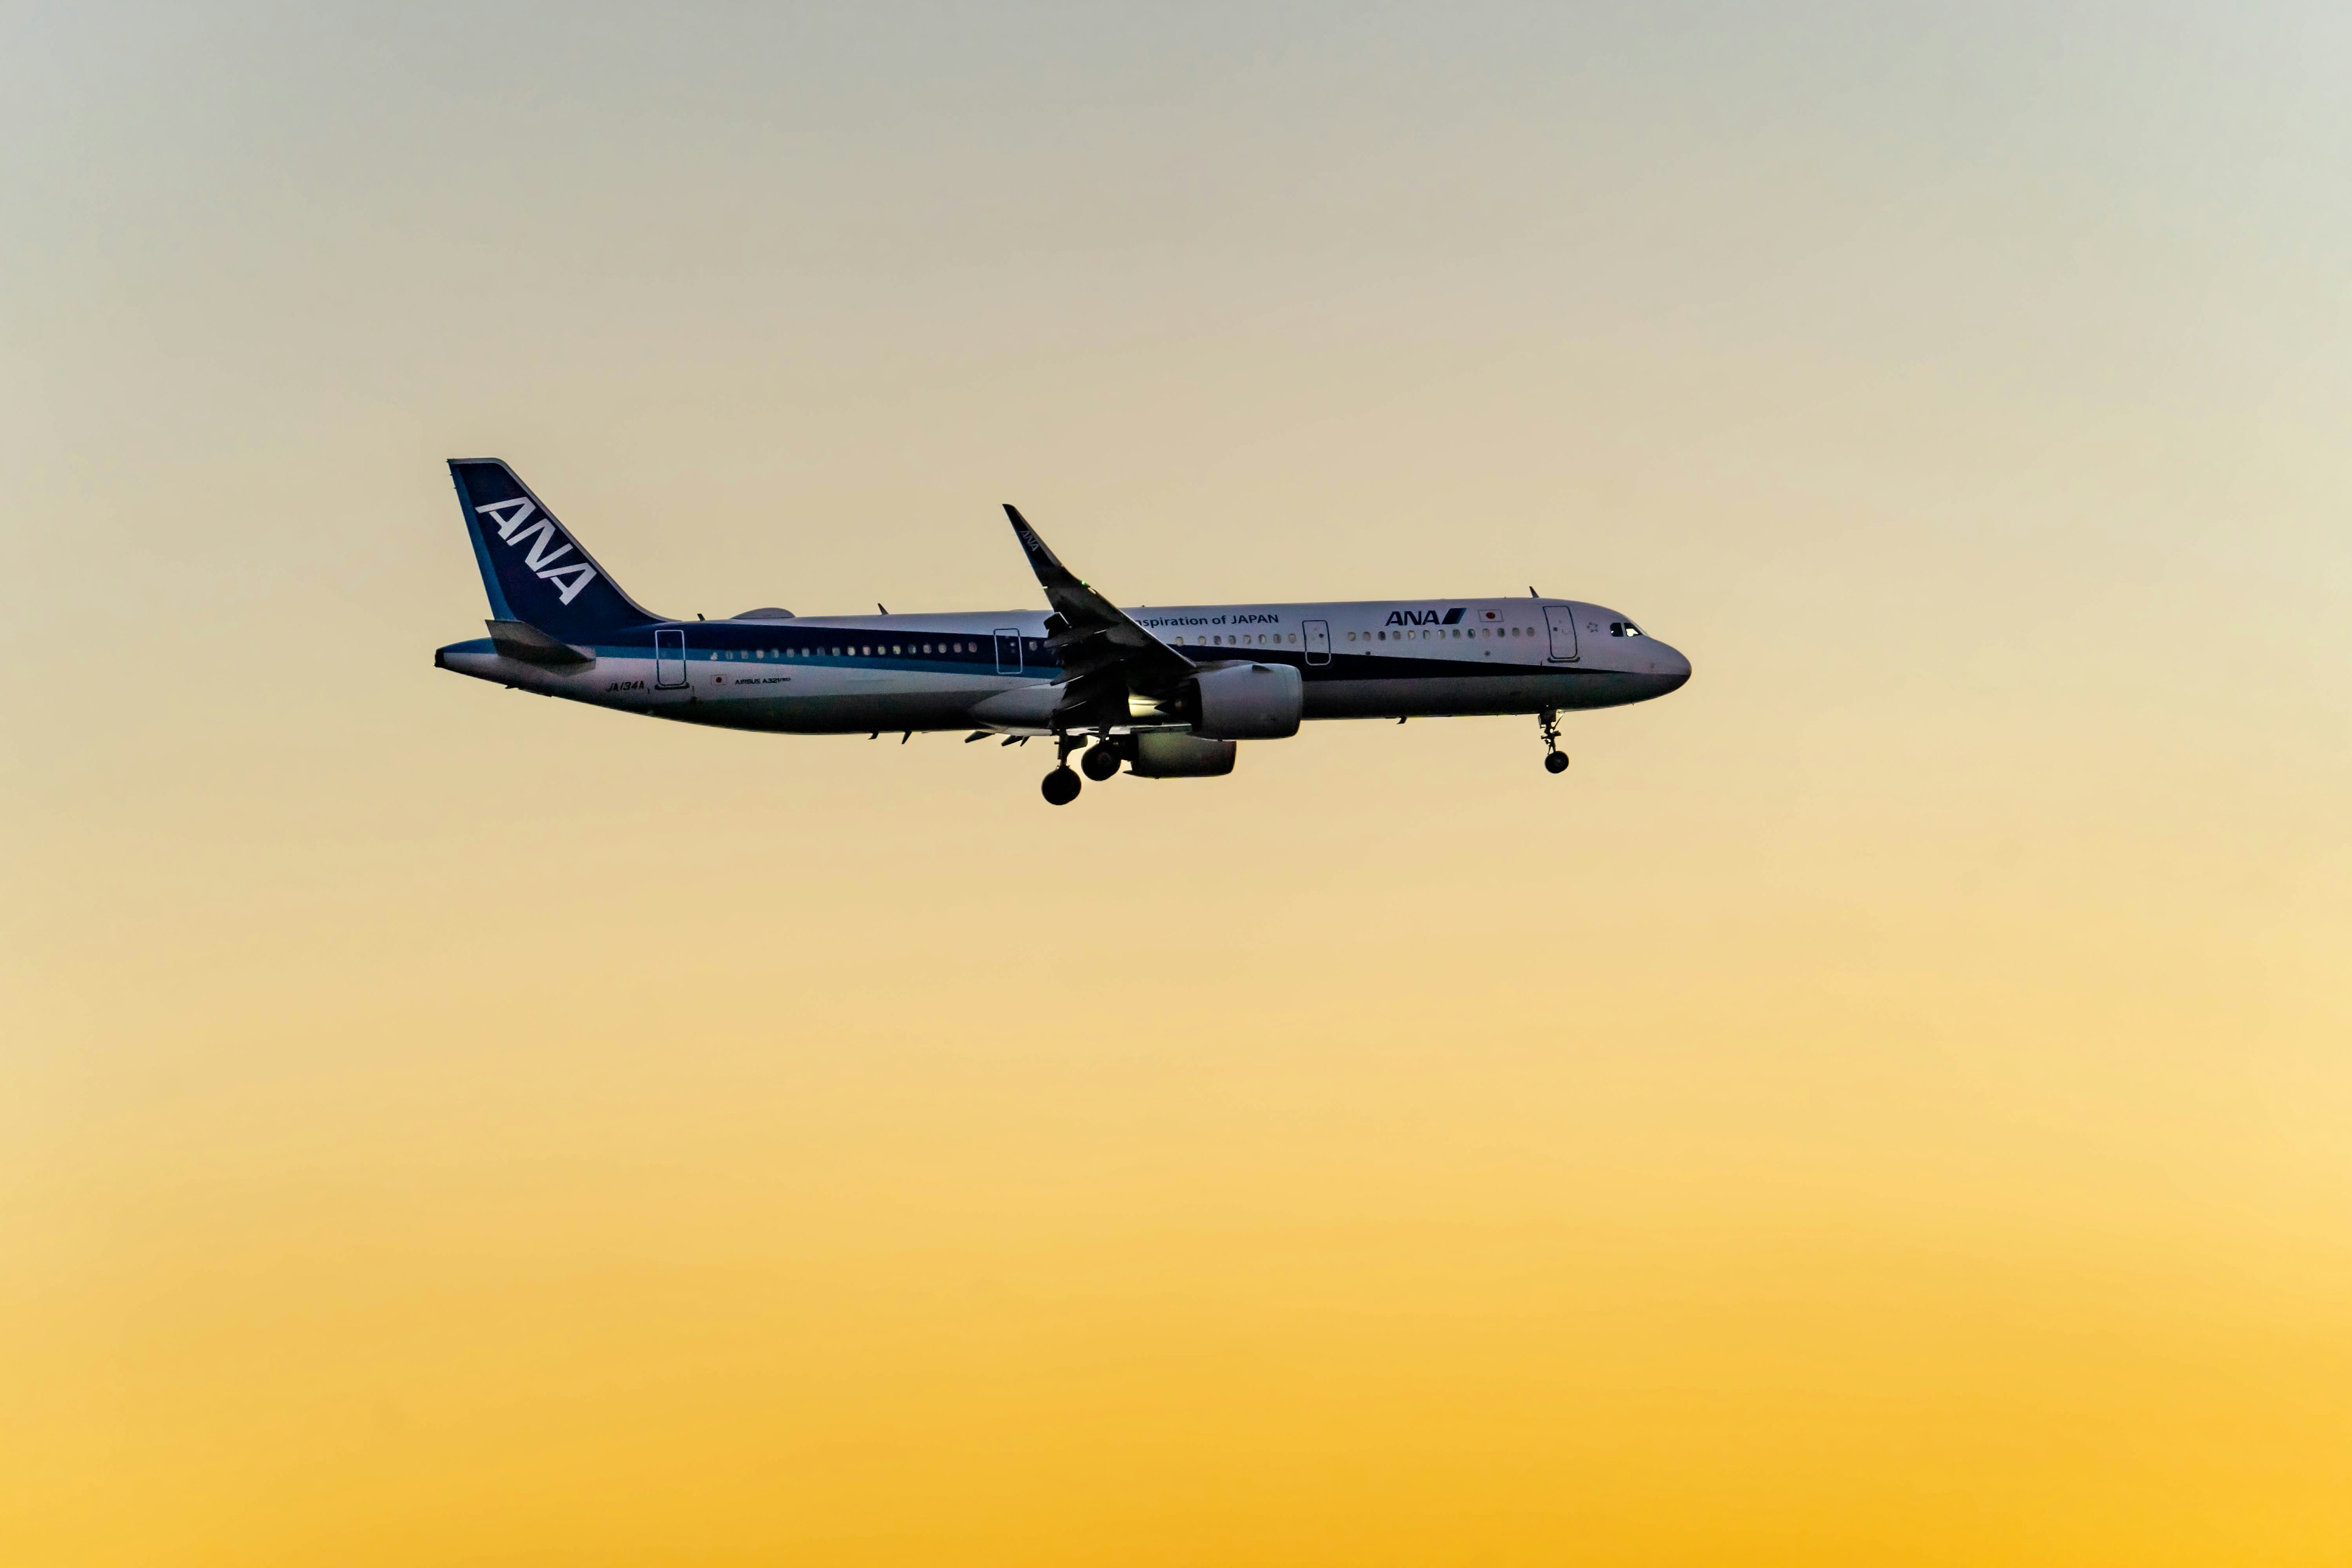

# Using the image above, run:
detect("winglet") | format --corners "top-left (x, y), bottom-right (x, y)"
top-left (995, 503), bottom-right (1201, 703)
top-left (1004, 504), bottom-right (1085, 598)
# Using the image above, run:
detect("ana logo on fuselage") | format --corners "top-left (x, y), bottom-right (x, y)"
top-left (1387, 607), bottom-right (1466, 627)
top-left (476, 499), bottom-right (598, 605)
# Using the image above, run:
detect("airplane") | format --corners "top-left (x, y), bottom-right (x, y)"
top-left (433, 459), bottom-right (1692, 804)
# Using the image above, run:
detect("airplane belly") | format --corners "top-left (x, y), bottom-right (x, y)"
top-left (684, 669), bottom-right (1024, 734)
top-left (1302, 669), bottom-right (1646, 719)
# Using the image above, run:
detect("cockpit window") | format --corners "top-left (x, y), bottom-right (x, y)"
top-left (1609, 620), bottom-right (1644, 638)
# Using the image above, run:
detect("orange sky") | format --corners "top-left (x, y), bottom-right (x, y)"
top-left (4, 4), bottom-right (2350, 1562)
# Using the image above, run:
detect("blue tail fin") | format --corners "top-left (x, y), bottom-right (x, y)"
top-left (448, 459), bottom-right (658, 638)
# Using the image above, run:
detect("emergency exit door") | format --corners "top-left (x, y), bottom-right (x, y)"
top-left (1303, 619), bottom-right (1331, 666)
top-left (1544, 603), bottom-right (1579, 663)
top-left (655, 627), bottom-right (688, 687)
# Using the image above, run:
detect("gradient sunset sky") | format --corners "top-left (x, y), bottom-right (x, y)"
top-left (6, 3), bottom-right (2351, 1562)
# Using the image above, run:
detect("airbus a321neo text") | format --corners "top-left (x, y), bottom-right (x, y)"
top-left (434, 459), bottom-right (1692, 805)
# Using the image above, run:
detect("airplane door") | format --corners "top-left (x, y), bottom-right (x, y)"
top-left (655, 628), bottom-right (688, 688)
top-left (1303, 619), bottom-right (1331, 666)
top-left (1544, 603), bottom-right (1580, 663)
top-left (994, 629), bottom-right (1023, 674)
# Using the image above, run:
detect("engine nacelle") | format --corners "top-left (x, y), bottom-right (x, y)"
top-left (1129, 731), bottom-right (1237, 777)
top-left (1186, 661), bottom-right (1303, 740)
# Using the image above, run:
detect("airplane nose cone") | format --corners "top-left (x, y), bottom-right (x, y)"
top-left (1655, 643), bottom-right (1691, 693)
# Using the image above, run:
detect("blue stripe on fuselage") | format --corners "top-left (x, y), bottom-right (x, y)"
top-left (441, 627), bottom-right (1592, 686)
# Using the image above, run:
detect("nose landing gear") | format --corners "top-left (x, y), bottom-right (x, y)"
top-left (1538, 708), bottom-right (1570, 775)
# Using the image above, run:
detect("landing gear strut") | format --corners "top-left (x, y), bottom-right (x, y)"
top-left (1042, 731), bottom-right (1084, 805)
top-left (1538, 708), bottom-right (1570, 775)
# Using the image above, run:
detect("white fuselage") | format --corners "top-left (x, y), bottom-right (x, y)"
top-left (435, 595), bottom-right (1692, 735)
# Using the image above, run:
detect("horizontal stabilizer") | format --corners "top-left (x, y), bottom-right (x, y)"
top-left (485, 618), bottom-right (595, 669)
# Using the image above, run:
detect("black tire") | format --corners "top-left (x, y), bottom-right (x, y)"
top-left (1041, 767), bottom-right (1082, 805)
top-left (1544, 751), bottom-right (1570, 775)
top-left (1080, 745), bottom-right (1121, 782)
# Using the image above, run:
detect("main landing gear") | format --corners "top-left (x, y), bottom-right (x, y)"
top-left (1080, 741), bottom-right (1123, 782)
top-left (1538, 708), bottom-right (1570, 775)
top-left (1041, 731), bottom-right (1098, 806)
top-left (1042, 733), bottom-right (1125, 803)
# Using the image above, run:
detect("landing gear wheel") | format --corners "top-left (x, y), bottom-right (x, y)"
top-left (1536, 706), bottom-right (1569, 774)
top-left (1080, 744), bottom-right (1121, 782)
top-left (1041, 767), bottom-right (1082, 805)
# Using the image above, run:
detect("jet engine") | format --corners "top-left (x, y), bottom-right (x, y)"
top-left (1129, 731), bottom-right (1238, 778)
top-left (1185, 661), bottom-right (1303, 740)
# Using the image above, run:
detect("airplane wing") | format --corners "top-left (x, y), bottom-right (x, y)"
top-left (1003, 504), bottom-right (1199, 728)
